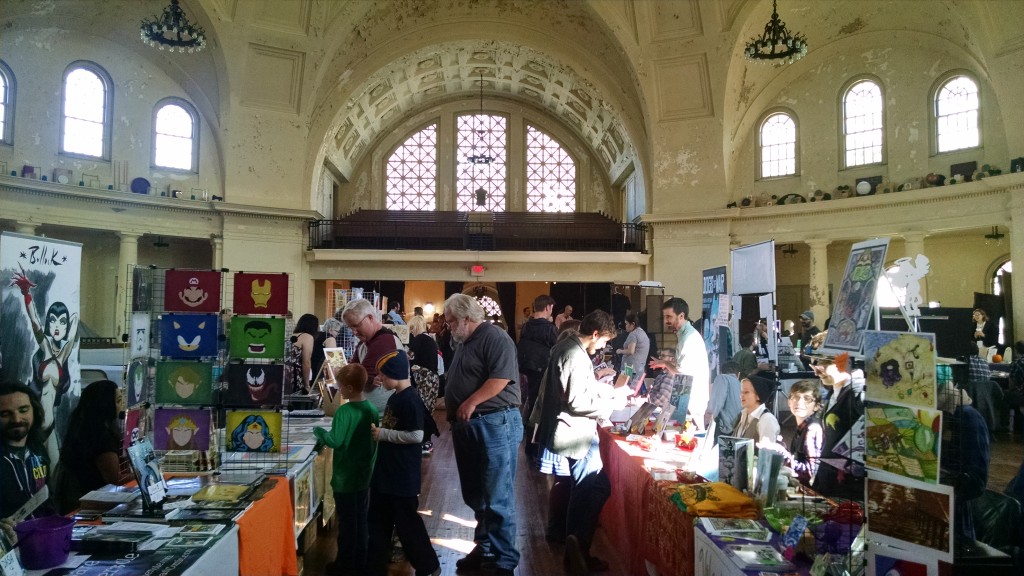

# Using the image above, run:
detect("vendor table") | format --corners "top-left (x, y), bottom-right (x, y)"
top-left (236, 476), bottom-right (300, 576)
top-left (598, 426), bottom-right (696, 576)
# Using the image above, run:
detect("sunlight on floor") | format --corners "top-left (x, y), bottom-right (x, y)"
top-left (429, 537), bottom-right (476, 554)
top-left (442, 513), bottom-right (478, 528)
top-left (419, 509), bottom-right (433, 516)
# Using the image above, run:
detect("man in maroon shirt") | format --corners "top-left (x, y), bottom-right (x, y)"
top-left (342, 298), bottom-right (403, 413)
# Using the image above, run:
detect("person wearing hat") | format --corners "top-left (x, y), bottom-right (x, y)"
top-left (797, 309), bottom-right (820, 353)
top-left (367, 350), bottom-right (441, 576)
top-left (736, 376), bottom-right (781, 447)
top-left (811, 353), bottom-right (865, 499)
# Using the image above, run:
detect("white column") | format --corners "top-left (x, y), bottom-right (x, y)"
top-left (115, 232), bottom-right (141, 339)
top-left (902, 232), bottom-right (928, 303)
top-left (806, 238), bottom-right (831, 325)
top-left (211, 234), bottom-right (224, 270)
top-left (15, 221), bottom-right (37, 235)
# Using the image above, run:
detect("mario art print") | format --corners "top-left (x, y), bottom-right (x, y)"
top-left (163, 269), bottom-right (222, 313)
top-left (0, 232), bottom-right (83, 467)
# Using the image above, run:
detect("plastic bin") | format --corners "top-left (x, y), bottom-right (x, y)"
top-left (14, 515), bottom-right (74, 569)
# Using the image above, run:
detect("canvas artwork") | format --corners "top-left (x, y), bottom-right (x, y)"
top-left (131, 312), bottom-right (151, 358)
top-left (233, 272), bottom-right (289, 315)
top-left (864, 331), bottom-right (937, 410)
top-left (669, 373), bottom-right (693, 425)
top-left (823, 238), bottom-right (890, 353)
top-left (153, 408), bottom-right (212, 451)
top-left (123, 407), bottom-right (147, 450)
top-left (132, 267), bottom-right (151, 311)
top-left (224, 363), bottom-right (284, 407)
top-left (155, 361), bottom-right (214, 405)
top-left (125, 358), bottom-right (150, 407)
top-left (865, 470), bottom-right (954, 563)
top-left (865, 402), bottom-right (941, 484)
top-left (159, 313), bottom-right (219, 358)
top-left (229, 316), bottom-right (286, 360)
top-left (292, 460), bottom-right (314, 533)
top-left (226, 410), bottom-right (282, 452)
top-left (865, 544), bottom-right (938, 576)
top-left (164, 269), bottom-right (222, 313)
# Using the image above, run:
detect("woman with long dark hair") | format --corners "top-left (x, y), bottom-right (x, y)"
top-left (52, 380), bottom-right (124, 514)
top-left (286, 313), bottom-right (320, 394)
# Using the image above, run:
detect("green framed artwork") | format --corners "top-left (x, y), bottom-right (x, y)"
top-left (155, 361), bottom-right (214, 405)
top-left (229, 316), bottom-right (286, 360)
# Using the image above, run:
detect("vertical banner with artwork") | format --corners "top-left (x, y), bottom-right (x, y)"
top-left (164, 269), bottom-right (222, 313)
top-left (823, 238), bottom-right (890, 353)
top-left (702, 266), bottom-right (728, 382)
top-left (0, 231), bottom-right (83, 467)
top-left (233, 272), bottom-right (289, 316)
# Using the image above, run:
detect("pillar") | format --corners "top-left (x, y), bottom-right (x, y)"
top-left (902, 232), bottom-right (929, 303)
top-left (115, 232), bottom-right (141, 339)
top-left (211, 234), bottom-right (224, 270)
top-left (806, 238), bottom-right (831, 326)
top-left (1009, 197), bottom-right (1024, 346)
top-left (15, 221), bottom-right (37, 235)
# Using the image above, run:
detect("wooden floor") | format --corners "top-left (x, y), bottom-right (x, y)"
top-left (301, 410), bottom-right (629, 576)
top-left (301, 408), bottom-right (1024, 576)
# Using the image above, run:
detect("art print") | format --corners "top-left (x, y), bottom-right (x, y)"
top-left (159, 313), bottom-right (219, 358)
top-left (132, 266), bottom-right (152, 311)
top-left (127, 439), bottom-right (168, 508)
top-left (125, 358), bottom-right (150, 407)
top-left (669, 373), bottom-right (692, 425)
top-left (229, 316), bottom-right (286, 360)
top-left (165, 536), bottom-right (214, 548)
top-left (864, 331), bottom-right (937, 410)
top-left (163, 269), bottom-right (222, 313)
top-left (865, 544), bottom-right (937, 576)
top-left (153, 408), bottom-right (211, 451)
top-left (131, 312), bottom-right (151, 358)
top-left (823, 238), bottom-right (890, 353)
top-left (225, 410), bottom-right (282, 452)
top-left (155, 361), bottom-right (214, 405)
top-left (224, 363), bottom-right (284, 407)
top-left (865, 402), bottom-right (941, 484)
top-left (123, 407), bottom-right (148, 450)
top-left (292, 460), bottom-right (314, 533)
top-left (718, 436), bottom-right (754, 492)
top-left (702, 266), bottom-right (727, 381)
top-left (0, 232), bottom-right (83, 468)
top-left (233, 272), bottom-right (288, 315)
top-left (865, 470), bottom-right (954, 563)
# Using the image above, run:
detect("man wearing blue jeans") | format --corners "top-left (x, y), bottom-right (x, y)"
top-left (443, 294), bottom-right (522, 576)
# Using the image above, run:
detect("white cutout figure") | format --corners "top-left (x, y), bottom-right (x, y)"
top-left (887, 255), bottom-right (930, 318)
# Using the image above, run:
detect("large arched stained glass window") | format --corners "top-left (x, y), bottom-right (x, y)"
top-left (386, 124), bottom-right (437, 210)
top-left (456, 114), bottom-right (506, 212)
top-left (526, 126), bottom-right (575, 212)
top-left (935, 75), bottom-right (980, 153)
top-left (842, 79), bottom-right (884, 168)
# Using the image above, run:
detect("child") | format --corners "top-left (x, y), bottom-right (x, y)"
top-left (313, 363), bottom-right (379, 576)
top-left (367, 350), bottom-right (440, 576)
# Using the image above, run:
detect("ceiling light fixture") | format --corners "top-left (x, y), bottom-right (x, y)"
top-left (745, 0), bottom-right (807, 65)
top-left (140, 0), bottom-right (207, 53)
top-left (781, 243), bottom-right (798, 258)
top-left (984, 226), bottom-right (1005, 246)
top-left (467, 72), bottom-right (494, 166)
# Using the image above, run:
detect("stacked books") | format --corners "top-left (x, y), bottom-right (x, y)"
top-left (699, 518), bottom-right (772, 542)
top-left (723, 544), bottom-right (795, 571)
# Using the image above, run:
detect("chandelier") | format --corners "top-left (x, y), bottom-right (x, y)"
top-left (467, 72), bottom-right (494, 165)
top-left (140, 0), bottom-right (207, 53)
top-left (984, 226), bottom-right (1005, 246)
top-left (745, 0), bottom-right (807, 65)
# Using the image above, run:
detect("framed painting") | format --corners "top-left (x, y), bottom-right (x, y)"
top-left (164, 269), bottom-right (222, 313)
top-left (233, 272), bottom-right (289, 316)
top-left (865, 401), bottom-right (941, 484)
top-left (225, 409), bottom-right (282, 453)
top-left (159, 313), bottom-right (219, 358)
top-left (153, 407), bottom-right (212, 451)
top-left (155, 361), bottom-right (214, 405)
top-left (823, 238), bottom-right (890, 353)
top-left (866, 544), bottom-right (937, 576)
top-left (229, 316), bottom-right (286, 360)
top-left (224, 363), bottom-right (284, 407)
top-left (864, 331), bottom-right (937, 410)
top-left (865, 470), bottom-right (954, 563)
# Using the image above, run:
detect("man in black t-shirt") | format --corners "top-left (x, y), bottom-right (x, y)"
top-left (1, 382), bottom-right (51, 542)
top-left (517, 295), bottom-right (557, 428)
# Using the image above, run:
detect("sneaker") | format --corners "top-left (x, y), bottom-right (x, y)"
top-left (456, 548), bottom-right (496, 572)
top-left (563, 535), bottom-right (588, 576)
top-left (422, 441), bottom-right (433, 455)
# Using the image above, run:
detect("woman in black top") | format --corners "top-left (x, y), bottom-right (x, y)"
top-left (53, 380), bottom-right (124, 514)
top-left (407, 316), bottom-right (438, 374)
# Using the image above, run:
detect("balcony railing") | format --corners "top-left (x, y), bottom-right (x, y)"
top-left (308, 211), bottom-right (647, 253)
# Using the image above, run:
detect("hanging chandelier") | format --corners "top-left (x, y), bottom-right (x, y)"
top-left (745, 0), bottom-right (807, 65)
top-left (140, 0), bottom-right (207, 53)
top-left (467, 72), bottom-right (494, 165)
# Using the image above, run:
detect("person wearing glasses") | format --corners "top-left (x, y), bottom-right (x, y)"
top-left (759, 380), bottom-right (824, 487)
top-left (442, 294), bottom-right (522, 576)
top-left (342, 298), bottom-right (403, 413)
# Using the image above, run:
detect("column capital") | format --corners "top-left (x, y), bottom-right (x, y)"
top-left (804, 238), bottom-right (831, 249)
top-left (117, 231), bottom-right (143, 242)
top-left (14, 221), bottom-right (38, 235)
top-left (900, 231), bottom-right (930, 242)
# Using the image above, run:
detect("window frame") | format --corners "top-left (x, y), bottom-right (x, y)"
top-left (931, 70), bottom-right (982, 156)
top-left (0, 59), bottom-right (15, 146)
top-left (59, 60), bottom-right (114, 161)
top-left (151, 97), bottom-right (200, 173)
top-left (524, 123), bottom-right (578, 212)
top-left (839, 75), bottom-right (886, 170)
top-left (384, 121), bottom-right (439, 211)
top-left (454, 111), bottom-right (509, 212)
top-left (756, 108), bottom-right (800, 180)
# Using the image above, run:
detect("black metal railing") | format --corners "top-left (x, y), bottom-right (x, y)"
top-left (308, 217), bottom-right (646, 253)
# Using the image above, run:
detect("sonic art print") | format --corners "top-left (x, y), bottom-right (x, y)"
top-left (159, 313), bottom-right (218, 358)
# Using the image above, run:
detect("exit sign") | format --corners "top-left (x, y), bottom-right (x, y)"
top-left (470, 265), bottom-right (486, 276)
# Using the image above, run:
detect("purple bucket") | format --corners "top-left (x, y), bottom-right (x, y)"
top-left (14, 515), bottom-right (74, 569)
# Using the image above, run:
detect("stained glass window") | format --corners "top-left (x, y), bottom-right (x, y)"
top-left (842, 80), bottom-right (884, 167)
top-left (526, 126), bottom-right (575, 212)
top-left (935, 76), bottom-right (979, 153)
top-left (386, 124), bottom-right (437, 210)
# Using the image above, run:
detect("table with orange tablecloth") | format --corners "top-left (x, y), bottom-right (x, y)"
top-left (598, 426), bottom-right (697, 576)
top-left (235, 476), bottom-right (300, 576)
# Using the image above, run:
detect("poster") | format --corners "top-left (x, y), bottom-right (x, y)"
top-left (865, 402), bottom-right (941, 484)
top-left (823, 238), bottom-right (889, 353)
top-left (865, 469), bottom-right (954, 563)
top-left (125, 357), bottom-right (150, 406)
top-left (159, 313), bottom-right (219, 358)
top-left (131, 311), bottom-right (151, 358)
top-left (225, 409), bottom-right (282, 452)
top-left (702, 266), bottom-right (728, 381)
top-left (865, 544), bottom-right (937, 576)
top-left (718, 436), bottom-right (754, 492)
top-left (292, 459), bottom-right (314, 535)
top-left (233, 272), bottom-right (289, 315)
top-left (224, 363), bottom-right (284, 407)
top-left (229, 316), bottom-right (286, 360)
top-left (127, 439), bottom-right (168, 508)
top-left (154, 407), bottom-right (212, 451)
top-left (155, 361), bottom-right (214, 405)
top-left (0, 231), bottom-right (83, 467)
top-left (123, 407), bottom-right (147, 450)
top-left (864, 331), bottom-right (937, 410)
top-left (132, 266), bottom-right (152, 311)
top-left (163, 269), bottom-right (222, 313)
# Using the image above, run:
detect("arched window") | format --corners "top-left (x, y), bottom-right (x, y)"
top-left (525, 126), bottom-right (575, 212)
top-left (0, 60), bottom-right (14, 145)
top-left (842, 79), bottom-right (884, 168)
top-left (758, 111), bottom-right (797, 178)
top-left (386, 124), bottom-right (438, 210)
top-left (153, 99), bottom-right (199, 171)
top-left (61, 62), bottom-right (112, 159)
top-left (456, 114), bottom-right (506, 212)
top-left (935, 75), bottom-right (980, 153)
